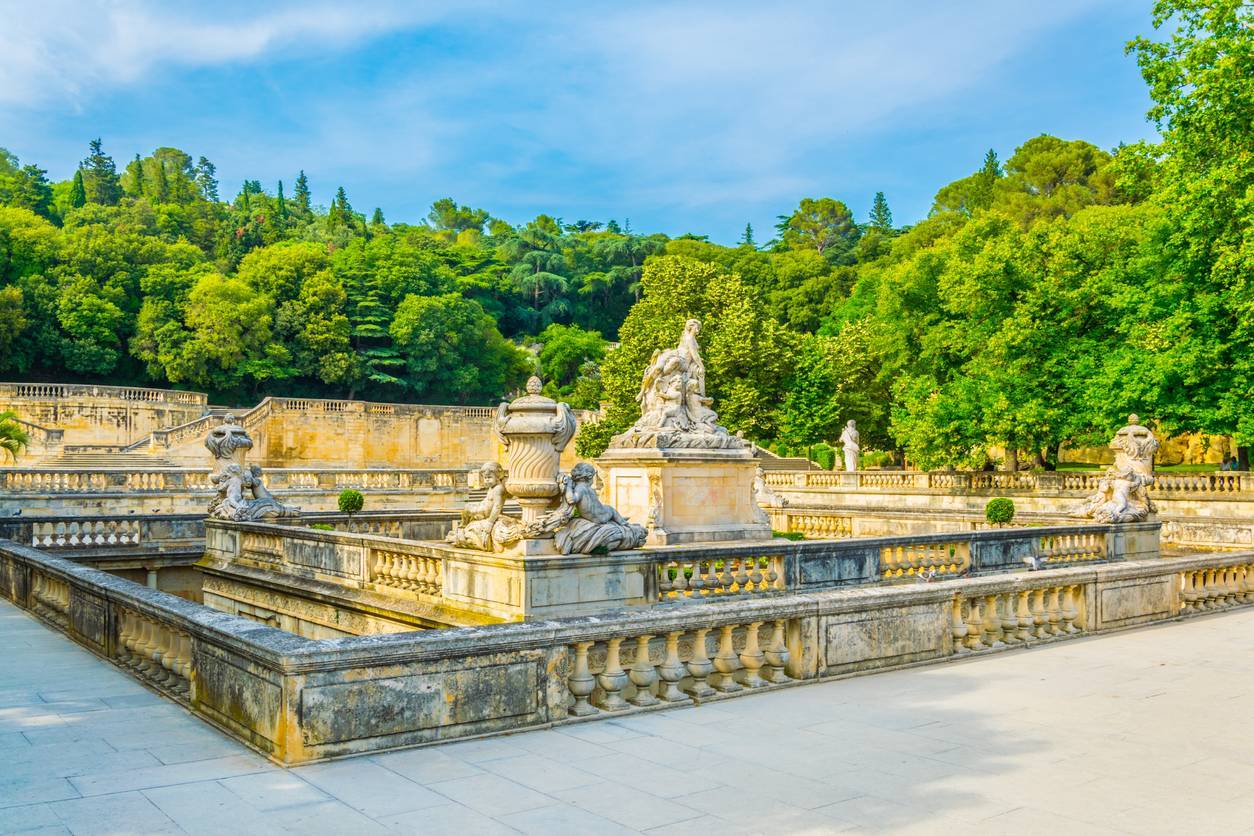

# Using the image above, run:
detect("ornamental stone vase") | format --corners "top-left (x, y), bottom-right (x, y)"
top-left (493, 377), bottom-right (577, 526)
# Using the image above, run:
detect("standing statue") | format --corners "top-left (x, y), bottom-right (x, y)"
top-left (839, 420), bottom-right (861, 472)
top-left (1075, 414), bottom-right (1159, 523)
top-left (446, 462), bottom-right (523, 552)
top-left (205, 415), bottom-right (299, 521)
top-left (610, 319), bottom-right (744, 450)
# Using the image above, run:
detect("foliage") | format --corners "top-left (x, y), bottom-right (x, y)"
top-left (985, 497), bottom-right (1016, 526)
top-left (0, 410), bottom-right (29, 462)
top-left (337, 489), bottom-right (364, 515)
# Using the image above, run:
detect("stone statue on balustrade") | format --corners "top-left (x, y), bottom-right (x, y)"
top-left (752, 466), bottom-right (787, 525)
top-left (445, 462), bottom-right (524, 552)
top-left (609, 318), bottom-right (745, 451)
top-left (1074, 414), bottom-right (1159, 523)
top-left (840, 420), bottom-right (860, 472)
top-left (205, 415), bottom-right (299, 521)
top-left (526, 463), bottom-right (647, 554)
top-left (448, 379), bottom-right (645, 555)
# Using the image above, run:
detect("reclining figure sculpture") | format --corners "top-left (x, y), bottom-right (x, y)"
top-left (1074, 414), bottom-right (1159, 524)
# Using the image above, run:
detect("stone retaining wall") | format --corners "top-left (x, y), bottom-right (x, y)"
top-left (0, 533), bottom-right (1246, 764)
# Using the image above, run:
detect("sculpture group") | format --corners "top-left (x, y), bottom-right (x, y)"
top-left (1075, 415), bottom-right (1159, 523)
top-left (609, 319), bottom-right (744, 450)
top-left (446, 377), bottom-right (646, 555)
top-left (205, 415), bottom-right (299, 521)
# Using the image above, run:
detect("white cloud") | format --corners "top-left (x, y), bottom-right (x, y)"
top-left (0, 0), bottom-right (457, 106)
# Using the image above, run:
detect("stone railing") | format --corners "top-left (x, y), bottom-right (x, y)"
top-left (0, 514), bottom-right (206, 552)
top-left (764, 468), bottom-right (1254, 497)
top-left (0, 532), bottom-right (1247, 765)
top-left (0, 382), bottom-right (207, 405)
top-left (0, 467), bottom-right (468, 495)
top-left (204, 519), bottom-right (1156, 624)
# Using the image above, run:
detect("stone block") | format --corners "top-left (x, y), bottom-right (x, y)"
top-left (1095, 576), bottom-right (1175, 629)
top-left (821, 601), bottom-right (950, 675)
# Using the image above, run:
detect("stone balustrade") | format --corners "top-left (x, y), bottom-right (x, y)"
top-left (763, 468), bottom-right (1254, 497)
top-left (0, 382), bottom-right (207, 405)
top-left (1, 532), bottom-right (1248, 764)
top-left (203, 518), bottom-right (1156, 626)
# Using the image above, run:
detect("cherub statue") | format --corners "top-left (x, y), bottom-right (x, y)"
top-left (205, 415), bottom-right (298, 520)
top-left (445, 462), bottom-right (523, 552)
top-left (543, 463), bottom-right (647, 554)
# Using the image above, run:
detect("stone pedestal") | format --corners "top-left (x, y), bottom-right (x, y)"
top-left (598, 447), bottom-right (772, 545)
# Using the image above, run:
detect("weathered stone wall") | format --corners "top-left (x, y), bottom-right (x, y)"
top-left (1, 533), bottom-right (1248, 764)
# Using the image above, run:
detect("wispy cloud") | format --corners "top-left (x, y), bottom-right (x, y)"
top-left (0, 0), bottom-right (458, 106)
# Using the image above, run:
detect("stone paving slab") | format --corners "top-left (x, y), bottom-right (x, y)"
top-left (4, 597), bottom-right (1254, 834)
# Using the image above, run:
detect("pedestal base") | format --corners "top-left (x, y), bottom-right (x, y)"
top-left (597, 447), bottom-right (772, 545)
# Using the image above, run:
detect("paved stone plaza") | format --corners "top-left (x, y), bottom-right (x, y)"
top-left (3, 597), bottom-right (1253, 835)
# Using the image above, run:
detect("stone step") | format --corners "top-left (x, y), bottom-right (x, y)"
top-left (35, 452), bottom-right (181, 469)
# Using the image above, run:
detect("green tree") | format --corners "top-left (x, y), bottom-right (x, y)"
top-left (81, 139), bottom-right (122, 206)
top-left (428, 198), bottom-right (489, 234)
top-left (776, 197), bottom-right (858, 256)
top-left (195, 157), bottom-right (218, 201)
top-left (68, 170), bottom-right (87, 209)
top-left (293, 170), bottom-right (311, 213)
top-left (1128, 0), bottom-right (1254, 451)
top-left (389, 292), bottom-right (528, 402)
top-left (869, 192), bottom-right (893, 231)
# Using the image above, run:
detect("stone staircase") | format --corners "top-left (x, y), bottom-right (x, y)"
top-left (36, 451), bottom-right (181, 469)
top-left (753, 447), bottom-right (823, 472)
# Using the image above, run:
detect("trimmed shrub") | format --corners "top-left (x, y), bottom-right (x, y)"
top-left (985, 497), bottom-right (1015, 526)
top-left (309, 523), bottom-right (335, 531)
top-left (338, 489), bottom-right (364, 516)
top-left (812, 443), bottom-right (837, 471)
top-left (773, 530), bottom-right (805, 541)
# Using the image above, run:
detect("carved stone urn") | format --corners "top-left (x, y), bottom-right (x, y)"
top-left (494, 377), bottom-right (577, 526)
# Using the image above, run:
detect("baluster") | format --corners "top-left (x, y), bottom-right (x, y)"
top-left (1000, 592), bottom-right (1020, 642)
top-left (763, 620), bottom-right (791, 682)
top-left (568, 642), bottom-right (598, 716)
top-left (175, 634), bottom-right (192, 683)
top-left (671, 561), bottom-right (689, 595)
top-left (373, 551), bottom-right (387, 585)
top-left (718, 559), bottom-right (736, 592)
top-left (951, 596), bottom-right (969, 653)
top-left (628, 635), bottom-right (659, 707)
top-left (1032, 588), bottom-right (1049, 638)
top-left (983, 594), bottom-right (1006, 648)
top-left (748, 557), bottom-right (765, 590)
top-left (1016, 591), bottom-right (1034, 641)
top-left (1061, 586), bottom-right (1080, 633)
top-left (657, 632), bottom-right (689, 702)
top-left (596, 638), bottom-right (629, 711)
top-left (1046, 587), bottom-right (1063, 635)
top-left (688, 560), bottom-right (705, 595)
top-left (964, 597), bottom-right (986, 651)
top-left (685, 627), bottom-right (716, 699)
top-left (733, 557), bottom-right (751, 592)
top-left (739, 622), bottom-right (766, 688)
top-left (712, 624), bottom-right (743, 693)
top-left (766, 556), bottom-right (781, 589)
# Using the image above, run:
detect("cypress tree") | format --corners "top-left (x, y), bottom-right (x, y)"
top-left (869, 191), bottom-right (893, 230)
top-left (739, 222), bottom-right (755, 247)
top-left (294, 170), bottom-right (311, 212)
top-left (152, 158), bottom-right (168, 202)
top-left (68, 169), bottom-right (87, 208)
top-left (276, 180), bottom-right (288, 220)
top-left (127, 154), bottom-right (145, 197)
top-left (371, 207), bottom-right (385, 226)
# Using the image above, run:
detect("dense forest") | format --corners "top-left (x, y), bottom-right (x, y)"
top-left (0, 0), bottom-right (1249, 467)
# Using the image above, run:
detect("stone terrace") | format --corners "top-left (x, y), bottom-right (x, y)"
top-left (4, 596), bottom-right (1254, 834)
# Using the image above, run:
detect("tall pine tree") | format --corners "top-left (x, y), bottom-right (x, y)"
top-left (294, 170), bottom-right (311, 212)
top-left (81, 138), bottom-right (121, 205)
top-left (194, 156), bottom-right (218, 201)
top-left (276, 180), bottom-right (288, 220)
top-left (869, 192), bottom-right (893, 230)
top-left (740, 223), bottom-right (756, 247)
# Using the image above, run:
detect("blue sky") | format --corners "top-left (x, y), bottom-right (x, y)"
top-left (0, 0), bottom-right (1159, 243)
